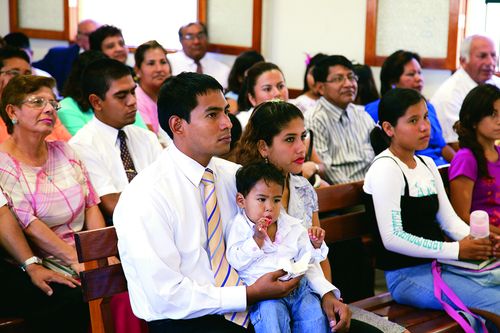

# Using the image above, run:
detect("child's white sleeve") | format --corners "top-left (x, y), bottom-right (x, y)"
top-left (226, 214), bottom-right (265, 272)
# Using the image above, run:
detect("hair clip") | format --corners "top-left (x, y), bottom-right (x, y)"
top-left (305, 53), bottom-right (312, 66)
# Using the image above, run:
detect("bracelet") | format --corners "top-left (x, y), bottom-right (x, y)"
top-left (20, 256), bottom-right (42, 272)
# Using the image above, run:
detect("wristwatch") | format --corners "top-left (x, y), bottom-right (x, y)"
top-left (20, 256), bottom-right (42, 272)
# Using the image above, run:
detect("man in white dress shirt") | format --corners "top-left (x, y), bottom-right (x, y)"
top-left (113, 72), bottom-right (351, 333)
top-left (431, 34), bottom-right (500, 148)
top-left (169, 22), bottom-right (230, 89)
top-left (69, 58), bottom-right (162, 221)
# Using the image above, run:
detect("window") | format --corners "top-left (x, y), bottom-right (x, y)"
top-left (465, 0), bottom-right (500, 70)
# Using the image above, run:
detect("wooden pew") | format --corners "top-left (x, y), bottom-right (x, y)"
top-left (75, 226), bottom-right (128, 333)
top-left (0, 318), bottom-right (26, 333)
top-left (316, 181), bottom-right (461, 332)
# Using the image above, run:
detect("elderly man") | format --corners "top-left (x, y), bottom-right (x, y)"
top-left (33, 19), bottom-right (100, 91)
top-left (431, 35), bottom-right (500, 147)
top-left (168, 22), bottom-right (230, 88)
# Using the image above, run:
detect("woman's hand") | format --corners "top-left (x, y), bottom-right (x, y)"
top-left (458, 236), bottom-right (493, 260)
top-left (308, 226), bottom-right (325, 249)
top-left (489, 232), bottom-right (500, 258)
top-left (69, 262), bottom-right (85, 275)
top-left (301, 161), bottom-right (319, 180)
top-left (26, 264), bottom-right (80, 296)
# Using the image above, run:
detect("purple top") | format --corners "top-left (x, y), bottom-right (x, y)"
top-left (449, 146), bottom-right (500, 227)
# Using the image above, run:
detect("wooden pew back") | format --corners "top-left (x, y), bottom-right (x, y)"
top-left (75, 226), bottom-right (127, 333)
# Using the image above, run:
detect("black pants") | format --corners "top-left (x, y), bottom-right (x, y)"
top-left (328, 238), bottom-right (375, 303)
top-left (0, 259), bottom-right (89, 333)
top-left (148, 315), bottom-right (248, 333)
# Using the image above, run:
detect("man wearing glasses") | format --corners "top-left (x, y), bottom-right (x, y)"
top-left (305, 55), bottom-right (375, 185)
top-left (169, 22), bottom-right (230, 89)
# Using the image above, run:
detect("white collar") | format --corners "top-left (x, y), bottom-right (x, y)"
top-left (168, 143), bottom-right (217, 188)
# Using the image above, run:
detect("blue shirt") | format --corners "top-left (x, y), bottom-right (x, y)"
top-left (365, 99), bottom-right (447, 166)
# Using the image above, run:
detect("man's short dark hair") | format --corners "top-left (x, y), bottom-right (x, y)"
top-left (0, 46), bottom-right (30, 69)
top-left (81, 58), bottom-right (131, 103)
top-left (3, 32), bottom-right (30, 50)
top-left (158, 72), bottom-right (223, 138)
top-left (312, 55), bottom-right (354, 83)
top-left (89, 25), bottom-right (123, 52)
top-left (236, 162), bottom-right (285, 197)
top-left (178, 22), bottom-right (208, 41)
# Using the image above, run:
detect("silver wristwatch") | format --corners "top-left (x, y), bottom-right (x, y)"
top-left (20, 256), bottom-right (42, 272)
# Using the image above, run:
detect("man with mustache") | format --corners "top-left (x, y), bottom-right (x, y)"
top-left (432, 34), bottom-right (500, 149)
top-left (305, 55), bottom-right (375, 185)
top-left (69, 58), bottom-right (162, 223)
top-left (169, 22), bottom-right (230, 89)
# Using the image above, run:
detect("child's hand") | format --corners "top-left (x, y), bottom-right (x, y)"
top-left (253, 217), bottom-right (271, 248)
top-left (308, 226), bottom-right (325, 249)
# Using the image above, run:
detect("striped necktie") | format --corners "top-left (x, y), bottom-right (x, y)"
top-left (201, 168), bottom-right (249, 327)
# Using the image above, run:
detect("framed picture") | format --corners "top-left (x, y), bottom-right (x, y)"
top-left (197, 0), bottom-right (262, 54)
top-left (9, 0), bottom-right (77, 40)
top-left (364, 0), bottom-right (467, 70)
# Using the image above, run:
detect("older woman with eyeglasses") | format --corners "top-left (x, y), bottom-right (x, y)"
top-left (0, 75), bottom-right (109, 281)
top-left (0, 47), bottom-right (71, 143)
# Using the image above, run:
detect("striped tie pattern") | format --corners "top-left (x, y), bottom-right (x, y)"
top-left (201, 168), bottom-right (249, 327)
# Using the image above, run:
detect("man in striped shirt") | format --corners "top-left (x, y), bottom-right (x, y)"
top-left (305, 55), bottom-right (375, 184)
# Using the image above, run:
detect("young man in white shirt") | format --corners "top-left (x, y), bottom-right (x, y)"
top-left (113, 72), bottom-right (351, 333)
top-left (169, 22), bottom-right (230, 89)
top-left (69, 58), bottom-right (162, 221)
top-left (431, 34), bottom-right (500, 148)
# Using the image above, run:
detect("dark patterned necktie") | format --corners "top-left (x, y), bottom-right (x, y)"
top-left (118, 130), bottom-right (137, 182)
top-left (195, 60), bottom-right (203, 74)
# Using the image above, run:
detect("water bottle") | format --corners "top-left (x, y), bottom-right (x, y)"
top-left (469, 210), bottom-right (490, 239)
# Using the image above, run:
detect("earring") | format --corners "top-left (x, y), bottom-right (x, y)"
top-left (264, 157), bottom-right (269, 164)
top-left (11, 118), bottom-right (17, 125)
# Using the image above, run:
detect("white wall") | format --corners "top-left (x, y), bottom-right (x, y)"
top-left (0, 0), bottom-right (456, 96)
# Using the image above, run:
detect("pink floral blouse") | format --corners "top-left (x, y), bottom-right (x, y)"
top-left (0, 141), bottom-right (99, 256)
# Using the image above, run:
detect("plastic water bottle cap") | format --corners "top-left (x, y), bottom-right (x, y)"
top-left (469, 210), bottom-right (489, 239)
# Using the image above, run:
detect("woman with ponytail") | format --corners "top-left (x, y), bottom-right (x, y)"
top-left (449, 84), bottom-right (500, 234)
top-left (364, 88), bottom-right (500, 330)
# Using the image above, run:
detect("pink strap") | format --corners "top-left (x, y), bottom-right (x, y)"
top-left (431, 260), bottom-right (488, 333)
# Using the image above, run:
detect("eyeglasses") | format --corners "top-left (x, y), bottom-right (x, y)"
top-left (21, 97), bottom-right (61, 111)
top-left (0, 69), bottom-right (32, 77)
top-left (182, 32), bottom-right (207, 41)
top-left (325, 74), bottom-right (359, 85)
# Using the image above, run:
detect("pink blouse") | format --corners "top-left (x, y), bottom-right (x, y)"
top-left (0, 141), bottom-right (99, 255)
top-left (135, 85), bottom-right (159, 133)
